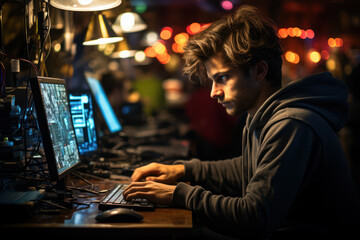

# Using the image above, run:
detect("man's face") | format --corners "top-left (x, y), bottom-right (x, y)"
top-left (205, 53), bottom-right (261, 116)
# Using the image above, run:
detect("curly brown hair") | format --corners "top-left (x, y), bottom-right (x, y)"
top-left (183, 5), bottom-right (283, 86)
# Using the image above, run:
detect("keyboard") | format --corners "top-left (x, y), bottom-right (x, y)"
top-left (98, 184), bottom-right (154, 211)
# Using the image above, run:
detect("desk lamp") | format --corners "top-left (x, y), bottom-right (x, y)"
top-left (49, 0), bottom-right (122, 12)
top-left (83, 12), bottom-right (124, 46)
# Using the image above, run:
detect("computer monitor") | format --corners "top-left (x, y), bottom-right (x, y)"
top-left (85, 75), bottom-right (122, 134)
top-left (31, 76), bottom-right (81, 182)
top-left (69, 91), bottom-right (98, 155)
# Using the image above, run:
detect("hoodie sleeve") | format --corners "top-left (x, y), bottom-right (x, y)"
top-left (173, 118), bottom-right (321, 238)
top-left (175, 156), bottom-right (244, 196)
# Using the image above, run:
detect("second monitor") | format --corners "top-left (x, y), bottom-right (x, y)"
top-left (69, 91), bottom-right (98, 155)
top-left (85, 75), bottom-right (123, 135)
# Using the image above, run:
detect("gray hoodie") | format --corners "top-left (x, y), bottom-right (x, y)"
top-left (173, 72), bottom-right (359, 239)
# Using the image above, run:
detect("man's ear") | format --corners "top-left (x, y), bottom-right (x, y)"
top-left (255, 60), bottom-right (268, 82)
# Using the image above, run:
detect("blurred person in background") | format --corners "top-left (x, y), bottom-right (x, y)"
top-left (100, 71), bottom-right (130, 117)
top-left (100, 71), bottom-right (144, 125)
top-left (133, 65), bottom-right (165, 117)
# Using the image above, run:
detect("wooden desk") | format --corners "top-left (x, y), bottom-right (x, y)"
top-left (0, 177), bottom-right (193, 239)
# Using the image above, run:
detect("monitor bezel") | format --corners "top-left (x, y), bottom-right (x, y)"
top-left (31, 76), bottom-right (81, 182)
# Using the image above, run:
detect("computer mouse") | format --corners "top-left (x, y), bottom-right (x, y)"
top-left (95, 208), bottom-right (144, 223)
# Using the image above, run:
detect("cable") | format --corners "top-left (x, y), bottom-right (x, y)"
top-left (0, 52), bottom-right (39, 75)
top-left (0, 60), bottom-right (5, 96)
top-left (37, 0), bottom-right (52, 75)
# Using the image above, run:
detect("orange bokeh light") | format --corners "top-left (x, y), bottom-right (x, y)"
top-left (160, 27), bottom-right (173, 40)
top-left (293, 27), bottom-right (301, 37)
top-left (157, 52), bottom-right (171, 64)
top-left (328, 38), bottom-right (336, 48)
top-left (172, 42), bottom-right (184, 53)
top-left (174, 33), bottom-right (189, 45)
top-left (187, 22), bottom-right (201, 35)
top-left (287, 27), bottom-right (295, 37)
top-left (144, 47), bottom-right (156, 58)
top-left (278, 28), bottom-right (288, 38)
top-left (153, 42), bottom-right (167, 55)
top-left (285, 51), bottom-right (300, 64)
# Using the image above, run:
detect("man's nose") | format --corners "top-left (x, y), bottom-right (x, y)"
top-left (210, 82), bottom-right (224, 99)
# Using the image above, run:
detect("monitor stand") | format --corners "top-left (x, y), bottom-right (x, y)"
top-left (42, 177), bottom-right (74, 211)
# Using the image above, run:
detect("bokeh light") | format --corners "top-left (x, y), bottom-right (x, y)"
top-left (221, 0), bottom-right (233, 10)
top-left (174, 33), bottom-right (189, 45)
top-left (309, 51), bottom-right (321, 63)
top-left (160, 27), bottom-right (173, 40)
top-left (144, 46), bottom-right (156, 58)
top-left (153, 41), bottom-right (166, 55)
top-left (328, 38), bottom-right (336, 48)
top-left (186, 23), bottom-right (201, 35)
top-left (285, 51), bottom-right (300, 64)
top-left (321, 50), bottom-right (330, 60)
top-left (306, 29), bottom-right (315, 39)
top-left (278, 28), bottom-right (288, 38)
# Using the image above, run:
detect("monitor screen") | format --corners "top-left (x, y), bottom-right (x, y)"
top-left (69, 92), bottom-right (98, 155)
top-left (31, 76), bottom-right (81, 181)
top-left (85, 75), bottom-right (122, 133)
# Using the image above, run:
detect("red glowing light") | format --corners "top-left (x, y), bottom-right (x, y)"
top-left (300, 30), bottom-right (307, 39)
top-left (321, 50), bottom-right (329, 60)
top-left (221, 0), bottom-right (233, 10)
top-left (335, 38), bottom-right (343, 47)
top-left (306, 29), bottom-right (315, 39)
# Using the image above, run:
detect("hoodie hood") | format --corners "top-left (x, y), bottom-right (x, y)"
top-left (248, 72), bottom-right (349, 132)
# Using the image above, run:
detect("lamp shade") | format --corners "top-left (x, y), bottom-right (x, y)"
top-left (83, 13), bottom-right (124, 46)
top-left (112, 12), bottom-right (147, 33)
top-left (111, 39), bottom-right (136, 58)
top-left (50, 0), bottom-right (122, 12)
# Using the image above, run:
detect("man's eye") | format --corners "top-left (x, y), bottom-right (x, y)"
top-left (218, 75), bottom-right (228, 82)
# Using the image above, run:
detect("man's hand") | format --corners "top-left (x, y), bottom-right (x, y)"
top-left (123, 181), bottom-right (176, 205)
top-left (131, 162), bottom-right (185, 184)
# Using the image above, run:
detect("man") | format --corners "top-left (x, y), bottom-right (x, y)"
top-left (123, 5), bottom-right (359, 239)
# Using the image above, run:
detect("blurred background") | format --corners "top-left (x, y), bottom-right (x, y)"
top-left (1, 0), bottom-right (359, 190)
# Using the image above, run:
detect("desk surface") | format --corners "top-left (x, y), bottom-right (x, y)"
top-left (0, 177), bottom-right (193, 238)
